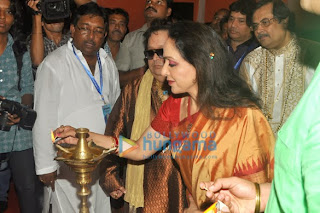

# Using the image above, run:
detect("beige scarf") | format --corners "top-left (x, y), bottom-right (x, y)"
top-left (124, 70), bottom-right (154, 209)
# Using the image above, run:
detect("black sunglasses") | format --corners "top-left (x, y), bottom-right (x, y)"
top-left (144, 49), bottom-right (164, 60)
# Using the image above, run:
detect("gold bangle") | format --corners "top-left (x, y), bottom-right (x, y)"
top-left (109, 136), bottom-right (116, 149)
top-left (254, 182), bottom-right (261, 213)
top-left (32, 32), bottom-right (43, 34)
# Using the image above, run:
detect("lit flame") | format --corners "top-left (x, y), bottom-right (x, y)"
top-left (51, 130), bottom-right (56, 143)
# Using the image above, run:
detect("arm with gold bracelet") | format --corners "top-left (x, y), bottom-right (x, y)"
top-left (54, 125), bottom-right (170, 161)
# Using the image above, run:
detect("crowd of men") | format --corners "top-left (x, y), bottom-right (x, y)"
top-left (0, 0), bottom-right (319, 212)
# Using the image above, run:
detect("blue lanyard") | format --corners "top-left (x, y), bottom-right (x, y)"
top-left (72, 44), bottom-right (106, 104)
top-left (234, 52), bottom-right (246, 70)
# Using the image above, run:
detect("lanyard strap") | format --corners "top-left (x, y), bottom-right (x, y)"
top-left (72, 44), bottom-right (106, 103)
top-left (234, 52), bottom-right (246, 70)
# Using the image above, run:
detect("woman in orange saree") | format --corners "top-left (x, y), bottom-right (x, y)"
top-left (55, 21), bottom-right (275, 211)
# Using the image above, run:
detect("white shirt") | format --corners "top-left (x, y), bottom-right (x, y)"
top-left (115, 24), bottom-right (148, 71)
top-left (33, 40), bottom-right (120, 212)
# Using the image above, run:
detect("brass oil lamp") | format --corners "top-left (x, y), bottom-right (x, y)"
top-left (54, 128), bottom-right (116, 213)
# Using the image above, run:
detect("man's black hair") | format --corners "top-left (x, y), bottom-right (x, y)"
top-left (166, 0), bottom-right (174, 9)
top-left (229, 0), bottom-right (256, 26)
top-left (71, 2), bottom-right (106, 27)
top-left (108, 8), bottom-right (129, 27)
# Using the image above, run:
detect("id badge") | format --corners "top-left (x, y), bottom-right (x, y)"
top-left (102, 104), bottom-right (112, 124)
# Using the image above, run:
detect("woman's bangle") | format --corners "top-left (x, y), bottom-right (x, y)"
top-left (254, 182), bottom-right (261, 213)
top-left (112, 136), bottom-right (119, 146)
top-left (110, 136), bottom-right (119, 149)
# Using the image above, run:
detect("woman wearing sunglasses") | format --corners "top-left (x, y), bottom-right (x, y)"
top-left (55, 21), bottom-right (275, 211)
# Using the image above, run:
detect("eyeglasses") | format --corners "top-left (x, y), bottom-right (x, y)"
top-left (144, 49), bottom-right (164, 60)
top-left (252, 17), bottom-right (277, 31)
top-left (76, 25), bottom-right (105, 37)
top-left (146, 0), bottom-right (165, 6)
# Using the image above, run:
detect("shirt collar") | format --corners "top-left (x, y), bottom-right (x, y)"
top-left (139, 23), bottom-right (149, 32)
top-left (6, 34), bottom-right (14, 47)
top-left (268, 34), bottom-right (297, 56)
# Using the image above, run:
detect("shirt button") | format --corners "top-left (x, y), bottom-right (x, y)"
top-left (0, 70), bottom-right (2, 73)
top-left (0, 79), bottom-right (3, 82)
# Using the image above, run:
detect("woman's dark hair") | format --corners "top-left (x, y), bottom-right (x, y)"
top-left (71, 2), bottom-right (106, 28)
top-left (254, 0), bottom-right (295, 31)
top-left (8, 0), bottom-right (25, 40)
top-left (167, 21), bottom-right (260, 118)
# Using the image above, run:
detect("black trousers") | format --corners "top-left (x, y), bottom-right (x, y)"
top-left (7, 148), bottom-right (43, 213)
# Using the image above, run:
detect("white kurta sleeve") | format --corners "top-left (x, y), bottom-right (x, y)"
top-left (33, 58), bottom-right (61, 175)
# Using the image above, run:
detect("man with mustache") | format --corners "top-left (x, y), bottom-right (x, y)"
top-left (240, 0), bottom-right (320, 136)
top-left (115, 0), bottom-right (172, 87)
top-left (33, 2), bottom-right (120, 212)
top-left (227, 0), bottom-right (259, 71)
top-left (105, 8), bottom-right (129, 60)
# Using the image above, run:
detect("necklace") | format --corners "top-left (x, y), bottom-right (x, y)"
top-left (263, 50), bottom-right (296, 132)
top-left (186, 97), bottom-right (193, 132)
top-left (155, 80), bottom-right (169, 103)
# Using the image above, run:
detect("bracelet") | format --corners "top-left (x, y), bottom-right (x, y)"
top-left (254, 182), bottom-right (261, 213)
top-left (32, 32), bottom-right (43, 34)
top-left (110, 136), bottom-right (119, 149)
top-left (112, 136), bottom-right (119, 146)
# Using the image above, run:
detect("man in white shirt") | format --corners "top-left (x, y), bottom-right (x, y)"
top-left (33, 2), bottom-right (120, 212)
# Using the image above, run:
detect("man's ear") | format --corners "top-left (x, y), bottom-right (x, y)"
top-left (70, 24), bottom-right (75, 37)
top-left (281, 17), bottom-right (289, 29)
top-left (166, 8), bottom-right (172, 17)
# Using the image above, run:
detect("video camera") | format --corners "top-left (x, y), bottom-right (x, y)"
top-left (0, 99), bottom-right (37, 132)
top-left (36, 0), bottom-right (70, 20)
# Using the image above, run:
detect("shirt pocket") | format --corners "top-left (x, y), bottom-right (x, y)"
top-left (274, 130), bottom-right (300, 176)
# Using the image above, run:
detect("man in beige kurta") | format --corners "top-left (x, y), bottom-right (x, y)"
top-left (240, 0), bottom-right (320, 135)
